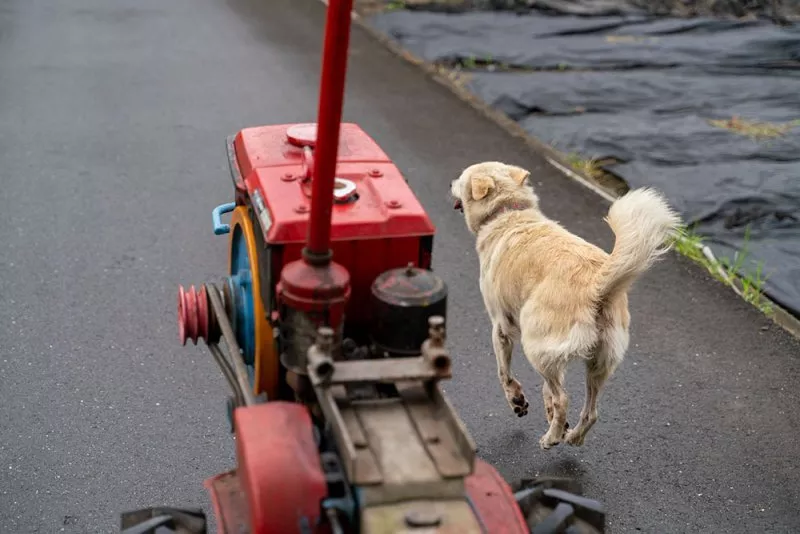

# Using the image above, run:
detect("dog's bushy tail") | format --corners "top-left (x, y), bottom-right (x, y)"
top-left (596, 188), bottom-right (681, 302)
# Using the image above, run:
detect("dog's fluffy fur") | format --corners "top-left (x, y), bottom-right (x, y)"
top-left (450, 161), bottom-right (680, 449)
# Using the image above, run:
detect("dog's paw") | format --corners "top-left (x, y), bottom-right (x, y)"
top-left (509, 393), bottom-right (529, 418)
top-left (504, 379), bottom-right (528, 417)
top-left (564, 428), bottom-right (585, 447)
top-left (539, 432), bottom-right (562, 450)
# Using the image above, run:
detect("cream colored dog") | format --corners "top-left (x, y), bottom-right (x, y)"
top-left (450, 161), bottom-right (680, 450)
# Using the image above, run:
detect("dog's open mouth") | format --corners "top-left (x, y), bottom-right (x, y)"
top-left (453, 199), bottom-right (463, 211)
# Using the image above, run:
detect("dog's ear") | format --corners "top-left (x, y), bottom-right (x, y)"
top-left (471, 174), bottom-right (494, 201)
top-left (507, 165), bottom-right (530, 186)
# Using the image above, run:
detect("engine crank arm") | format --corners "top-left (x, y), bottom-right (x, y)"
top-left (206, 284), bottom-right (256, 406)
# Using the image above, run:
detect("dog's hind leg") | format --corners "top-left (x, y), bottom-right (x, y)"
top-left (537, 365), bottom-right (568, 450)
top-left (563, 357), bottom-right (609, 447)
top-left (542, 381), bottom-right (554, 424)
top-left (492, 322), bottom-right (529, 417)
top-left (542, 381), bottom-right (570, 431)
top-left (565, 328), bottom-right (626, 446)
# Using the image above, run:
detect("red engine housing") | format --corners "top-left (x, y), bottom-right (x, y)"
top-left (230, 123), bottom-right (435, 325)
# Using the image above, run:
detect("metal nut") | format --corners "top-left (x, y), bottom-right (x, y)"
top-left (368, 168), bottom-right (383, 178)
top-left (294, 205), bottom-right (309, 214)
top-left (386, 200), bottom-right (401, 209)
top-left (316, 326), bottom-right (335, 351)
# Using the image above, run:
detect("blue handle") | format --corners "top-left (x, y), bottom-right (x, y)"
top-left (212, 202), bottom-right (236, 235)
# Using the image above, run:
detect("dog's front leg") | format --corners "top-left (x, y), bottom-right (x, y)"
top-left (492, 323), bottom-right (529, 417)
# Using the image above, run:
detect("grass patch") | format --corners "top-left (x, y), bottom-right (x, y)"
top-left (672, 225), bottom-right (707, 264)
top-left (384, 1), bottom-right (406, 11)
top-left (564, 153), bottom-right (606, 181)
top-left (708, 116), bottom-right (800, 140)
top-left (671, 225), bottom-right (772, 315)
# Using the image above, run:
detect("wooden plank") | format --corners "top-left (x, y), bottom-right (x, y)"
top-left (397, 384), bottom-right (473, 478)
top-left (430, 384), bottom-right (477, 472)
top-left (355, 400), bottom-right (441, 486)
top-left (315, 386), bottom-right (383, 486)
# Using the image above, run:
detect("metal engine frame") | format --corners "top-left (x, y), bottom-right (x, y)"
top-left (121, 0), bottom-right (608, 532)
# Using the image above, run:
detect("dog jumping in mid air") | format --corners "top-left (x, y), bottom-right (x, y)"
top-left (450, 161), bottom-right (680, 450)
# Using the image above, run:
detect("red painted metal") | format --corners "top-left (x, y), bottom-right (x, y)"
top-left (204, 471), bottom-right (251, 534)
top-left (233, 123), bottom-right (435, 244)
top-left (465, 459), bottom-right (530, 534)
top-left (286, 124), bottom-right (318, 148)
top-left (307, 0), bottom-right (355, 256)
top-left (276, 258), bottom-right (351, 328)
top-left (178, 285), bottom-right (217, 345)
top-left (233, 402), bottom-right (328, 534)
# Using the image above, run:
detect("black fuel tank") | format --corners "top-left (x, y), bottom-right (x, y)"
top-left (369, 264), bottom-right (448, 357)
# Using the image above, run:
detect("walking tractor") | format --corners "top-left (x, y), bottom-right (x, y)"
top-left (120, 0), bottom-right (606, 532)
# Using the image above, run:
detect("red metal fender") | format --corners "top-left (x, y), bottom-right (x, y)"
top-left (206, 402), bottom-right (328, 534)
top-left (466, 459), bottom-right (530, 534)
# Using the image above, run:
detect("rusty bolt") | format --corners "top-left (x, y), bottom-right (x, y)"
top-left (295, 205), bottom-right (309, 214)
top-left (386, 200), bottom-right (402, 209)
top-left (281, 172), bottom-right (296, 182)
top-left (368, 168), bottom-right (383, 178)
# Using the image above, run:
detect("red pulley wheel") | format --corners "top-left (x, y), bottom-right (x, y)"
top-left (178, 284), bottom-right (215, 345)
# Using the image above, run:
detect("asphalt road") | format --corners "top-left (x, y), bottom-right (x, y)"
top-left (1, 0), bottom-right (799, 533)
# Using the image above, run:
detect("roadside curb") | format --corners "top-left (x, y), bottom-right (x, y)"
top-left (323, 1), bottom-right (800, 340)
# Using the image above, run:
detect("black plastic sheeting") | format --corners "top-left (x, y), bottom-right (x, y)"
top-left (399, 0), bottom-right (800, 19)
top-left (369, 9), bottom-right (800, 316)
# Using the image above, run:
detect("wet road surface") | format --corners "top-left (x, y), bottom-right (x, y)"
top-left (1, 0), bottom-right (799, 532)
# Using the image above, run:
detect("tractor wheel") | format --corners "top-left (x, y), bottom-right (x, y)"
top-left (512, 477), bottom-right (606, 534)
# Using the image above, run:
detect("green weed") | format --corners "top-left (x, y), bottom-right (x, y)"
top-left (385, 1), bottom-right (406, 11)
top-left (564, 153), bottom-right (605, 180)
top-left (671, 225), bottom-right (772, 315)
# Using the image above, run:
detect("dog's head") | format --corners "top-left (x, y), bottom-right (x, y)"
top-left (450, 161), bottom-right (538, 233)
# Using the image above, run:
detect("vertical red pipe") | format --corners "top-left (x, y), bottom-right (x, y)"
top-left (306, 0), bottom-right (354, 259)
